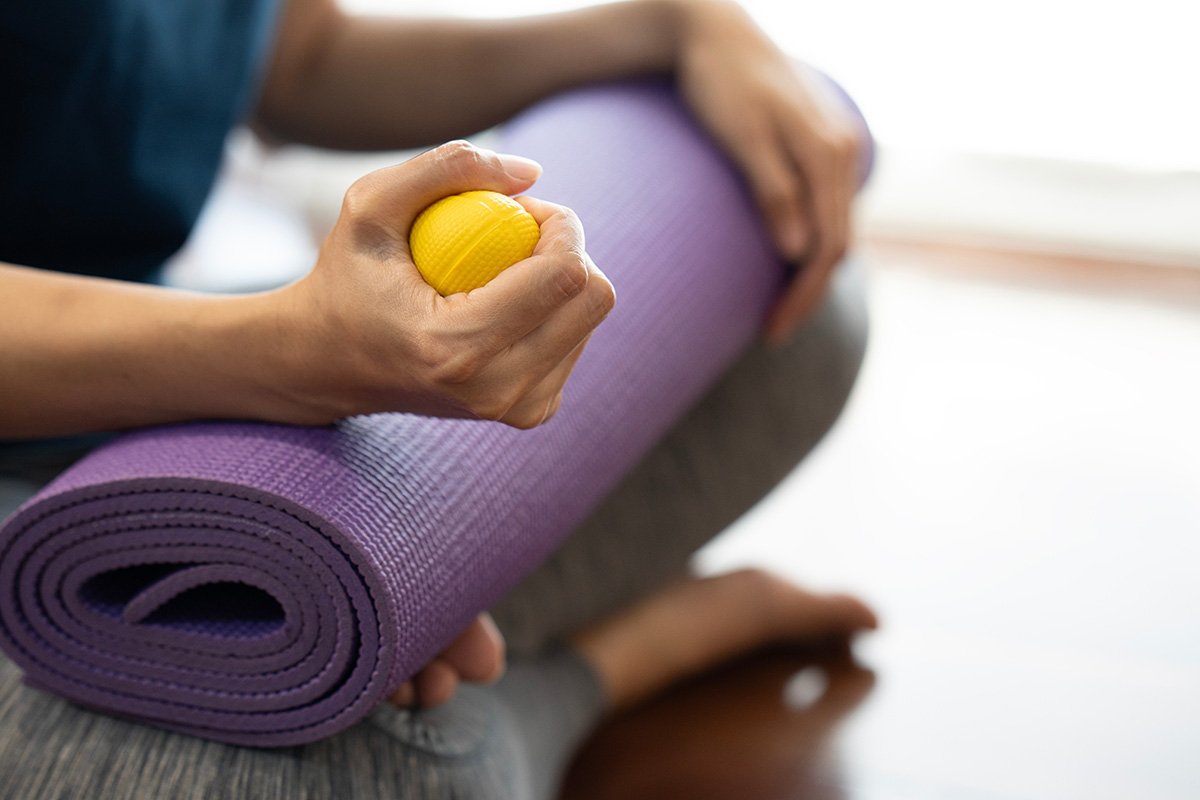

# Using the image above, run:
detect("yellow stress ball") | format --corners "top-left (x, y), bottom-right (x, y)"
top-left (410, 190), bottom-right (541, 296)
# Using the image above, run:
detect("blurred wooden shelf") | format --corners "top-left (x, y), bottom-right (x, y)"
top-left (863, 235), bottom-right (1200, 308)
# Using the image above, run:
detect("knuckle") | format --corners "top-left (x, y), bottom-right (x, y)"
top-left (733, 566), bottom-right (775, 587)
top-left (587, 273), bottom-right (616, 319)
top-left (552, 255), bottom-right (589, 301)
top-left (435, 140), bottom-right (489, 181)
top-left (436, 139), bottom-right (477, 160)
top-left (732, 567), bottom-right (790, 605)
top-left (556, 205), bottom-right (584, 235)
top-left (545, 205), bottom-right (587, 252)
top-left (833, 133), bottom-right (859, 161)
top-left (340, 176), bottom-right (376, 220)
top-left (820, 126), bottom-right (860, 160)
top-left (842, 126), bottom-right (865, 154)
top-left (339, 176), bottom-right (392, 249)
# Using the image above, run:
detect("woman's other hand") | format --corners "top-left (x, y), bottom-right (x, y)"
top-left (671, 0), bottom-right (865, 344)
top-left (389, 613), bottom-right (506, 709)
top-left (271, 141), bottom-right (615, 429)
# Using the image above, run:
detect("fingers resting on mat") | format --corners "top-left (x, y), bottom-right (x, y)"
top-left (271, 140), bottom-right (615, 430)
top-left (672, 0), bottom-right (865, 344)
top-left (389, 612), bottom-right (507, 709)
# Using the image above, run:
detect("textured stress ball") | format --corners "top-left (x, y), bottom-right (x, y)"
top-left (409, 190), bottom-right (541, 295)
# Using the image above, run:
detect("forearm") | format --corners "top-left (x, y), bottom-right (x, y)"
top-left (0, 264), bottom-right (311, 439)
top-left (255, 0), bottom-right (683, 150)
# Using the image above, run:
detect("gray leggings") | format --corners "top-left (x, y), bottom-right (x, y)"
top-left (0, 260), bottom-right (867, 800)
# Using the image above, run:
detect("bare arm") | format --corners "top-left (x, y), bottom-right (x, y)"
top-left (254, 0), bottom-right (682, 150)
top-left (0, 145), bottom-right (614, 440)
top-left (0, 263), bottom-right (291, 439)
top-left (2, 0), bottom-right (860, 439)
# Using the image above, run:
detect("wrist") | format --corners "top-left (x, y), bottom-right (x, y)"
top-left (169, 290), bottom-right (317, 426)
top-left (235, 280), bottom-right (355, 427)
top-left (0, 268), bottom-right (343, 438)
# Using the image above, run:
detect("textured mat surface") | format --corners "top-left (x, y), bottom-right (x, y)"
top-left (0, 80), bottom-right (788, 746)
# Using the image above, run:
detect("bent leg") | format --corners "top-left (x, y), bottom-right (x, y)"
top-left (0, 643), bottom-right (601, 800)
top-left (490, 255), bottom-right (868, 656)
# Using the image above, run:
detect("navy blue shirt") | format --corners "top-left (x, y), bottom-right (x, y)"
top-left (0, 0), bottom-right (281, 282)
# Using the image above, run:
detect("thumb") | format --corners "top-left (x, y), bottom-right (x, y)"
top-left (350, 140), bottom-right (543, 233)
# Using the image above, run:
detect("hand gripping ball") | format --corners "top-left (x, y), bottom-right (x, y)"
top-left (410, 190), bottom-right (541, 295)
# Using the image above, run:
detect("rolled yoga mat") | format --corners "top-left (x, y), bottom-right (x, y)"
top-left (0, 78), bottom-right (867, 746)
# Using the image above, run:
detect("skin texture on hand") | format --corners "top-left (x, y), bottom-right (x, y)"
top-left (0, 142), bottom-right (613, 438)
top-left (267, 141), bottom-right (616, 430)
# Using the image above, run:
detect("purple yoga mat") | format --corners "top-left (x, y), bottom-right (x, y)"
top-left (0, 79), bottom-right (861, 746)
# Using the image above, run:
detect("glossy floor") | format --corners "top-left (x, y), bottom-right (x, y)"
top-left (562, 242), bottom-right (1200, 800)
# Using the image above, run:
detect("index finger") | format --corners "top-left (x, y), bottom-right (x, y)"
top-left (443, 197), bottom-right (602, 355)
top-left (354, 141), bottom-right (543, 232)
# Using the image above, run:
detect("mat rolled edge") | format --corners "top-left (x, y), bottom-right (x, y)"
top-left (0, 475), bottom-right (397, 747)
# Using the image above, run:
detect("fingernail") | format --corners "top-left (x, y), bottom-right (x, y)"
top-left (496, 153), bottom-right (543, 182)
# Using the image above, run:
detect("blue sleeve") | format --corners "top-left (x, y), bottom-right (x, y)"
top-left (0, 0), bottom-right (282, 282)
